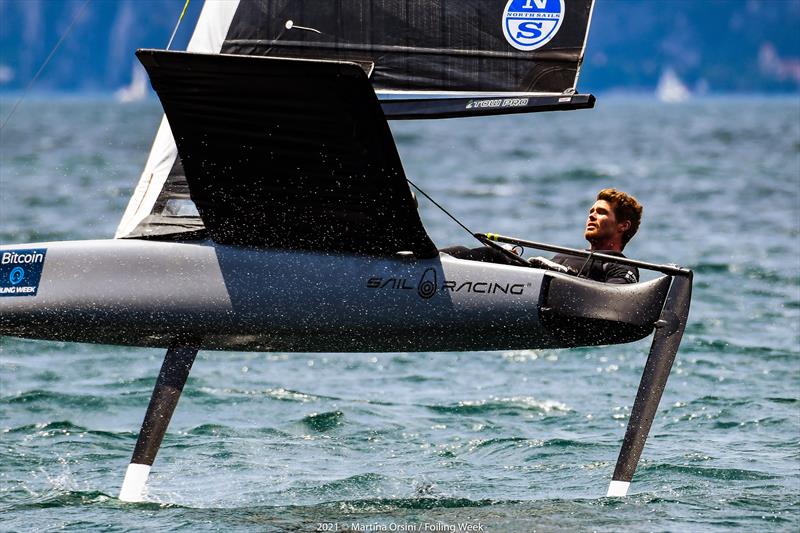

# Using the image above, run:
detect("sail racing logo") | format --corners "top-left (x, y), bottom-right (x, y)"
top-left (367, 269), bottom-right (527, 299)
top-left (417, 268), bottom-right (437, 299)
top-left (502, 0), bottom-right (565, 51)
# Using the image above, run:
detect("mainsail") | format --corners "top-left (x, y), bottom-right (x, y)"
top-left (116, 0), bottom-right (595, 241)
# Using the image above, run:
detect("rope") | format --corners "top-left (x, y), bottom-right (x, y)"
top-left (578, 250), bottom-right (595, 277)
top-left (406, 177), bottom-right (475, 239)
top-left (406, 178), bottom-right (530, 267)
top-left (0, 0), bottom-right (92, 132)
top-left (166, 0), bottom-right (191, 50)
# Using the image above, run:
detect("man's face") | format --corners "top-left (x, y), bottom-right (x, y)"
top-left (584, 200), bottom-right (623, 243)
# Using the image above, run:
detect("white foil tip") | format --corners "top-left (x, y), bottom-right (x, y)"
top-left (606, 480), bottom-right (630, 497)
top-left (119, 463), bottom-right (151, 502)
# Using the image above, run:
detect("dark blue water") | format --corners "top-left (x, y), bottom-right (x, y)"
top-left (1, 97), bottom-right (799, 532)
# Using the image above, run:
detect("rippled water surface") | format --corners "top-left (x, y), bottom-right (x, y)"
top-left (1, 97), bottom-right (799, 532)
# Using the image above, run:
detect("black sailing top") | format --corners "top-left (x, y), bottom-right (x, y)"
top-left (552, 251), bottom-right (639, 284)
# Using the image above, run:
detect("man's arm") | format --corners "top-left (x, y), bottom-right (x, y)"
top-left (604, 262), bottom-right (639, 284)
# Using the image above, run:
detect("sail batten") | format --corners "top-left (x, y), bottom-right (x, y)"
top-left (225, 39), bottom-right (584, 61)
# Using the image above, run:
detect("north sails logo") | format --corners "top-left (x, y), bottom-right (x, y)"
top-left (501, 0), bottom-right (565, 51)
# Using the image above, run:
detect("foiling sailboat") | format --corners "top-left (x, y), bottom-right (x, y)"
top-left (1, 0), bottom-right (692, 502)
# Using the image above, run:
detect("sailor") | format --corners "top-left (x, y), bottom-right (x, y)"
top-left (530, 188), bottom-right (642, 284)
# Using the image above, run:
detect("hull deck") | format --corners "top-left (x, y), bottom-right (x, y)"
top-left (1, 239), bottom-right (668, 352)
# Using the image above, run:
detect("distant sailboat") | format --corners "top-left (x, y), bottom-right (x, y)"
top-left (656, 67), bottom-right (690, 103)
top-left (114, 64), bottom-right (148, 103)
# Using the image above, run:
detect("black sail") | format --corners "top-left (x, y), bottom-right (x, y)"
top-left (223, 0), bottom-right (594, 95)
top-left (137, 50), bottom-right (438, 257)
top-left (117, 0), bottom-right (595, 243)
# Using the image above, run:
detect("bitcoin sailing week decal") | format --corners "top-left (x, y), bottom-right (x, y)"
top-left (0, 249), bottom-right (47, 297)
top-left (502, 0), bottom-right (565, 51)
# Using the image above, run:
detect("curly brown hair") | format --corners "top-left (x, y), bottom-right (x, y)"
top-left (596, 188), bottom-right (643, 248)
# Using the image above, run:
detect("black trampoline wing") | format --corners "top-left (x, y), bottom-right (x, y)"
top-left (136, 49), bottom-right (437, 258)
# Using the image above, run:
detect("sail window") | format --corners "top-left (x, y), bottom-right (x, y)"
top-left (162, 199), bottom-right (200, 218)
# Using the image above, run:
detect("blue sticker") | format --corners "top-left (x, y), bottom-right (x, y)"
top-left (502, 0), bottom-right (565, 51)
top-left (0, 248), bottom-right (47, 297)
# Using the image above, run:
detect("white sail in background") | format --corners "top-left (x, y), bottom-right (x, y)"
top-left (656, 68), bottom-right (690, 103)
top-left (114, 64), bottom-right (147, 103)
